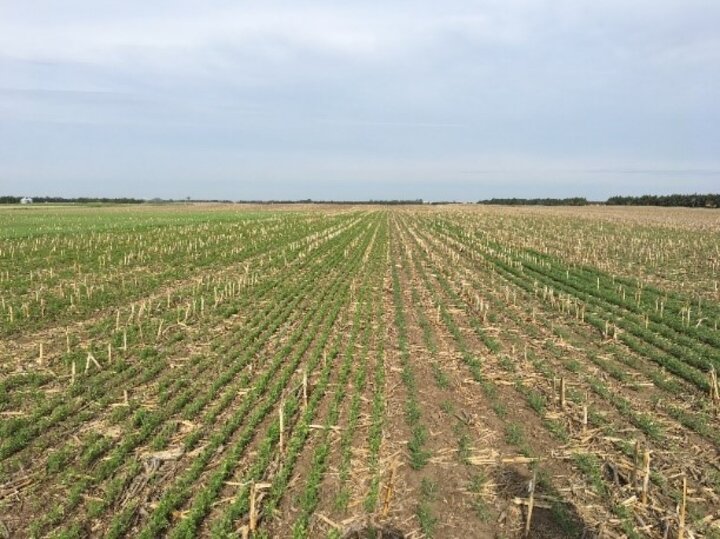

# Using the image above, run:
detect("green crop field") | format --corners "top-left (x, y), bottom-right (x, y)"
top-left (1, 204), bottom-right (719, 538)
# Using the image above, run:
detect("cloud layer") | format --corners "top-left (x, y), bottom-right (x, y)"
top-left (1, 1), bottom-right (719, 200)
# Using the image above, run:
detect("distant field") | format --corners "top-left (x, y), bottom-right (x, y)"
top-left (1, 204), bottom-right (719, 538)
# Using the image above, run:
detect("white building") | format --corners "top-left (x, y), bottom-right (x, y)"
top-left (20, 197), bottom-right (33, 204)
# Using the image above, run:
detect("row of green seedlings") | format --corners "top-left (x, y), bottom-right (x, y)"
top-left (419, 214), bottom-right (720, 499)
top-left (288, 225), bottom-right (386, 538)
top-left (235, 219), bottom-right (385, 523)
top-left (414, 220), bottom-right (670, 444)
top-left (330, 279), bottom-right (383, 524)
top-left (5, 213), bottom-right (369, 424)
top-left (318, 212), bottom-right (388, 523)
top-left (478, 228), bottom-right (720, 365)
top-left (451, 236), bottom-right (716, 413)
top-left (390, 229), bottom-right (432, 471)
top-left (0, 215), bottom-right (372, 476)
top-left (261, 268), bottom-right (377, 537)
top-left (2, 279), bottom-right (271, 477)
top-left (431, 212), bottom-right (720, 332)
top-left (395, 218), bottom-right (544, 525)
top-left (411, 216), bottom-right (712, 535)
top-left (521, 244), bottom-right (720, 332)
top-left (397, 226), bottom-right (476, 537)
top-left (168, 266), bottom-right (369, 539)
top-left (0, 215), bottom-right (289, 330)
top-left (398, 237), bottom-right (490, 534)
top-left (21, 220), bottom-right (359, 498)
top-left (0, 213), bottom-right (356, 336)
top-left (50, 253), bottom-right (352, 538)
top-left (36, 213), bottom-right (362, 335)
top-left (401, 243), bottom-right (452, 394)
top-left (411, 223), bottom-right (595, 534)
top-left (450, 209), bottom-right (715, 306)
top-left (462, 235), bottom-right (720, 438)
top-left (505, 246), bottom-right (720, 366)
top-left (514, 212), bottom-right (718, 302)
top-left (28, 272), bottom-right (337, 533)
top-left (317, 220), bottom-right (388, 524)
top-left (505, 316), bottom-right (720, 528)
top-left (99, 260), bottom-right (356, 538)
top-left (394, 216), bottom-right (600, 536)
top-left (122, 217), bottom-right (379, 539)
top-left (429, 218), bottom-right (720, 406)
top-left (415, 223), bottom-right (642, 536)
top-left (431, 215), bottom-right (720, 353)
top-left (45, 216), bottom-right (379, 538)
top-left (131, 226), bottom-right (376, 539)
top-left (13, 215), bottom-right (369, 533)
top-left (456, 277), bottom-right (694, 521)
top-left (0, 211), bottom-right (352, 388)
top-left (219, 332), bottom-right (347, 539)
top-left (413, 220), bottom-right (693, 451)
top-left (0, 210), bottom-right (304, 302)
top-left (362, 222), bottom-right (389, 515)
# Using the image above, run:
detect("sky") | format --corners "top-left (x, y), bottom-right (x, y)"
top-left (1, 1), bottom-right (719, 201)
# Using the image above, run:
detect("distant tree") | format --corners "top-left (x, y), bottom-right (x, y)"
top-left (0, 196), bottom-right (145, 204)
top-left (606, 193), bottom-right (720, 208)
top-left (477, 197), bottom-right (588, 206)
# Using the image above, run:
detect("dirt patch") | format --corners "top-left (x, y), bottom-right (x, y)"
top-left (340, 520), bottom-right (407, 538)
top-left (493, 466), bottom-right (588, 539)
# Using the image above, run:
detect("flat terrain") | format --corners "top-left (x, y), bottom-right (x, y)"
top-left (1, 204), bottom-right (719, 538)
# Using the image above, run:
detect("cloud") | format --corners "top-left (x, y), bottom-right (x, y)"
top-left (0, 1), bottom-right (719, 199)
top-left (3, 2), bottom-right (698, 66)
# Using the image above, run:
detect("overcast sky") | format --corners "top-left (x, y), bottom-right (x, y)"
top-left (1, 1), bottom-right (719, 201)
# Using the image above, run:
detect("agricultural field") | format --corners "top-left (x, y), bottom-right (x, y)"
top-left (1, 203), bottom-right (719, 538)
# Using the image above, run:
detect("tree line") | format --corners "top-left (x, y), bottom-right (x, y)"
top-left (0, 197), bottom-right (425, 205)
top-left (478, 197), bottom-right (589, 206)
top-left (2, 194), bottom-right (718, 208)
top-left (605, 194), bottom-right (720, 207)
top-left (0, 196), bottom-right (145, 204)
top-left (478, 194), bottom-right (719, 208)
